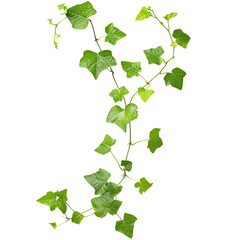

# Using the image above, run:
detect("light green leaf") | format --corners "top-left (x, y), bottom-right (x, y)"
top-left (72, 211), bottom-right (84, 224)
top-left (143, 46), bottom-right (164, 65)
top-left (136, 7), bottom-right (153, 21)
top-left (164, 67), bottom-right (186, 90)
top-left (105, 23), bottom-right (126, 45)
top-left (172, 29), bottom-right (190, 48)
top-left (163, 12), bottom-right (178, 20)
top-left (138, 87), bottom-right (154, 103)
top-left (84, 168), bottom-right (111, 195)
top-left (105, 182), bottom-right (122, 196)
top-left (57, 3), bottom-right (67, 11)
top-left (49, 222), bottom-right (57, 229)
top-left (91, 192), bottom-right (122, 218)
top-left (134, 177), bottom-right (153, 194)
top-left (106, 104), bottom-right (138, 132)
top-left (66, 2), bottom-right (97, 29)
top-left (79, 50), bottom-right (117, 79)
top-left (147, 128), bottom-right (163, 153)
top-left (115, 213), bottom-right (137, 238)
top-left (109, 86), bottom-right (129, 103)
top-left (121, 61), bottom-right (142, 78)
top-left (121, 160), bottom-right (132, 172)
top-left (95, 134), bottom-right (116, 155)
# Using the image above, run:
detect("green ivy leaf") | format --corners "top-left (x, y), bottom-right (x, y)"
top-left (95, 134), bottom-right (116, 155)
top-left (121, 160), bottom-right (132, 172)
top-left (134, 177), bottom-right (153, 194)
top-left (57, 3), bottom-right (67, 11)
top-left (172, 29), bottom-right (190, 49)
top-left (163, 12), bottom-right (178, 20)
top-left (49, 222), bottom-right (57, 229)
top-left (136, 7), bottom-right (153, 21)
top-left (36, 189), bottom-right (68, 214)
top-left (121, 61), bottom-right (142, 78)
top-left (143, 46), bottom-right (164, 65)
top-left (79, 50), bottom-right (117, 79)
top-left (115, 213), bottom-right (137, 238)
top-left (147, 128), bottom-right (163, 153)
top-left (138, 87), bottom-right (154, 103)
top-left (105, 23), bottom-right (126, 45)
top-left (84, 168), bottom-right (111, 195)
top-left (164, 67), bottom-right (186, 90)
top-left (109, 86), bottom-right (129, 103)
top-left (105, 182), bottom-right (123, 196)
top-left (66, 2), bottom-right (97, 29)
top-left (91, 192), bottom-right (122, 218)
top-left (106, 103), bottom-right (138, 132)
top-left (72, 211), bottom-right (84, 224)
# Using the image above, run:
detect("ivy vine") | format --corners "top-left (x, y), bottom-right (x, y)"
top-left (38, 1), bottom-right (190, 238)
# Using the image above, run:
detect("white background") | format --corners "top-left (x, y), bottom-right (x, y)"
top-left (1, 0), bottom-right (240, 239)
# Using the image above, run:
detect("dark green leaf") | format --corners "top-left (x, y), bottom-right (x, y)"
top-left (106, 103), bottom-right (138, 132)
top-left (72, 211), bottom-right (84, 224)
top-left (147, 128), bottom-right (163, 153)
top-left (121, 160), bottom-right (132, 172)
top-left (49, 222), bottom-right (57, 229)
top-left (172, 29), bottom-right (190, 48)
top-left (115, 213), bottom-right (137, 238)
top-left (164, 67), bottom-right (186, 90)
top-left (66, 2), bottom-right (97, 29)
top-left (136, 7), bottom-right (153, 21)
top-left (105, 23), bottom-right (126, 45)
top-left (163, 12), bottom-right (178, 20)
top-left (105, 182), bottom-right (122, 196)
top-left (143, 46), bottom-right (164, 65)
top-left (121, 61), bottom-right (142, 78)
top-left (138, 87), bottom-right (154, 103)
top-left (79, 50), bottom-right (117, 79)
top-left (109, 86), bottom-right (129, 103)
top-left (134, 177), bottom-right (153, 194)
top-left (95, 134), bottom-right (116, 155)
top-left (91, 192), bottom-right (122, 218)
top-left (84, 168), bottom-right (111, 195)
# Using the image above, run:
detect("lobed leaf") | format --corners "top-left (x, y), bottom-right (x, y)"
top-left (121, 160), bottom-right (132, 172)
top-left (79, 50), bottom-right (117, 79)
top-left (57, 3), bottom-right (67, 11)
top-left (136, 7), bottom-right (153, 21)
top-left (66, 1), bottom-right (97, 29)
top-left (143, 46), bottom-right (164, 65)
top-left (109, 86), bottom-right (129, 103)
top-left (138, 87), bottom-right (154, 103)
top-left (163, 12), bottom-right (178, 20)
top-left (172, 29), bottom-right (190, 48)
top-left (134, 177), bottom-right (153, 194)
top-left (95, 134), bottom-right (116, 155)
top-left (147, 128), bottom-right (163, 153)
top-left (164, 67), bottom-right (186, 90)
top-left (121, 61), bottom-right (142, 78)
top-left (72, 211), bottom-right (84, 224)
top-left (105, 23), bottom-right (126, 45)
top-left (115, 213), bottom-right (137, 238)
top-left (105, 182), bottom-right (122, 197)
top-left (106, 104), bottom-right (138, 132)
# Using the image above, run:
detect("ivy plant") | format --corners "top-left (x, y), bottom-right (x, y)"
top-left (39, 1), bottom-right (190, 238)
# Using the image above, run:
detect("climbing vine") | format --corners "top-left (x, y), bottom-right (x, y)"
top-left (37, 1), bottom-right (190, 238)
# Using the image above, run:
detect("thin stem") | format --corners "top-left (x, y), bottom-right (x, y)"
top-left (118, 171), bottom-right (127, 185)
top-left (111, 151), bottom-right (123, 171)
top-left (125, 122), bottom-right (132, 160)
top-left (131, 139), bottom-right (149, 145)
top-left (81, 208), bottom-right (93, 214)
top-left (84, 212), bottom-right (96, 217)
top-left (57, 219), bottom-right (70, 227)
top-left (139, 74), bottom-right (149, 85)
top-left (66, 202), bottom-right (74, 212)
top-left (126, 175), bottom-right (138, 182)
top-left (88, 19), bottom-right (102, 51)
top-left (116, 213), bottom-right (122, 220)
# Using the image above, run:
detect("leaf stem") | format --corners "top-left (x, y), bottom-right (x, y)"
top-left (139, 74), bottom-right (149, 85)
top-left (57, 219), bottom-right (70, 227)
top-left (110, 151), bottom-right (123, 171)
top-left (126, 175), bottom-right (138, 182)
top-left (116, 213), bottom-right (122, 220)
top-left (81, 208), bottom-right (93, 214)
top-left (66, 202), bottom-right (75, 212)
top-left (88, 19), bottom-right (102, 51)
top-left (84, 212), bottom-right (96, 217)
top-left (131, 139), bottom-right (149, 145)
top-left (118, 171), bottom-right (127, 185)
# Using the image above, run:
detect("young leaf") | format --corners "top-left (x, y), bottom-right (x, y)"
top-left (136, 7), bottom-right (153, 21)
top-left (49, 222), bottom-right (57, 229)
top-left (57, 3), bottom-right (67, 11)
top-left (66, 2), bottom-right (97, 29)
top-left (121, 160), bottom-right (132, 172)
top-left (109, 86), bottom-right (129, 103)
top-left (147, 128), bottom-right (163, 153)
top-left (91, 192), bottom-right (122, 218)
top-left (164, 67), bottom-right (186, 90)
top-left (163, 12), bottom-right (178, 20)
top-left (143, 46), bottom-right (164, 65)
top-left (134, 177), bottom-right (153, 194)
top-left (121, 61), bottom-right (142, 78)
top-left (115, 213), bottom-right (137, 238)
top-left (72, 211), bottom-right (84, 224)
top-left (79, 50), bottom-right (117, 79)
top-left (172, 29), bottom-right (190, 48)
top-left (106, 104), bottom-right (138, 132)
top-left (84, 168), bottom-right (111, 195)
top-left (105, 23), bottom-right (127, 45)
top-left (95, 134), bottom-right (116, 155)
top-left (138, 87), bottom-right (154, 103)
